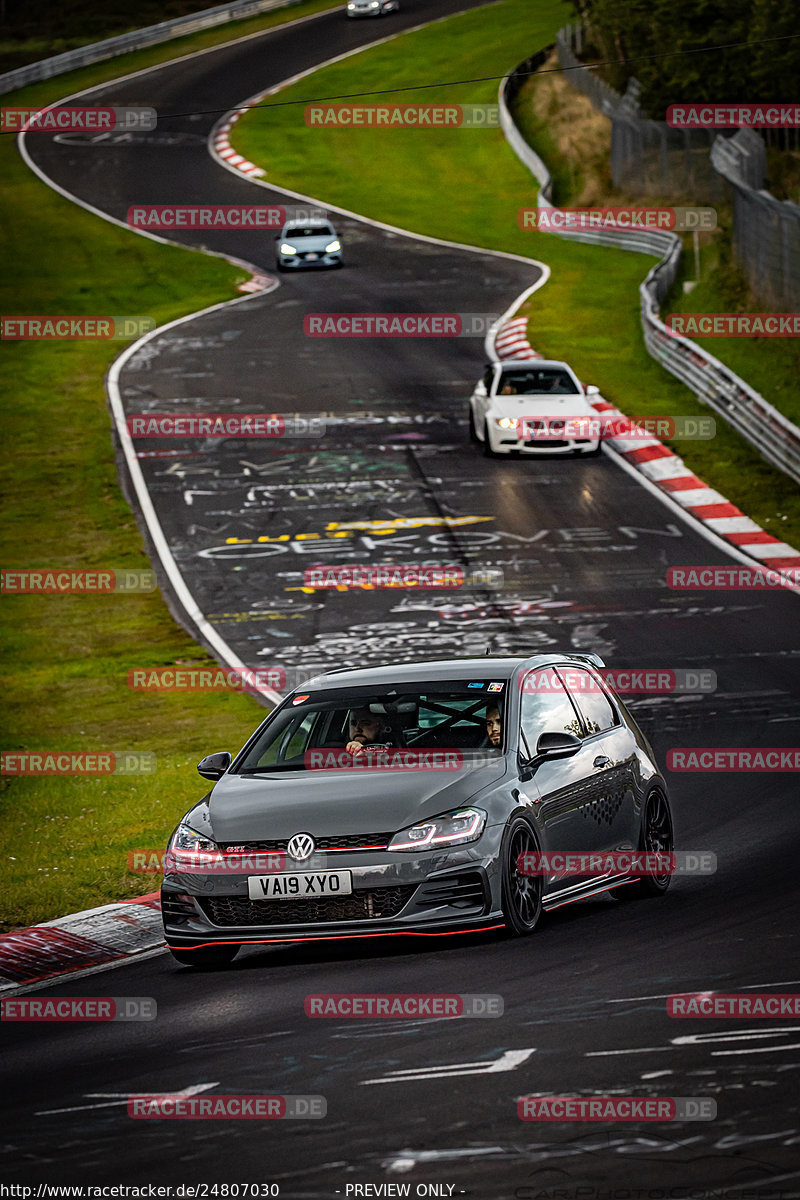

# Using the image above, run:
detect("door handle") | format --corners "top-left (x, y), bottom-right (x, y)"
top-left (593, 755), bottom-right (612, 769)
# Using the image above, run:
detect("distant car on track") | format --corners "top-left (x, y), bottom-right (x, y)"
top-left (469, 359), bottom-right (602, 457)
top-left (162, 653), bottom-right (674, 967)
top-left (276, 219), bottom-right (342, 271)
top-left (346, 0), bottom-right (399, 16)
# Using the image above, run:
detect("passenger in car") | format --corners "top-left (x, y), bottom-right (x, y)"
top-left (485, 704), bottom-right (502, 748)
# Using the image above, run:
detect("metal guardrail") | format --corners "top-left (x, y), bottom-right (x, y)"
top-left (499, 37), bottom-right (800, 485)
top-left (0, 0), bottom-right (308, 95)
top-left (557, 28), bottom-right (724, 202)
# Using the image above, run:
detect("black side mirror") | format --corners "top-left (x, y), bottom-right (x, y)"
top-left (197, 751), bottom-right (232, 781)
top-left (536, 731), bottom-right (582, 757)
top-left (519, 731), bottom-right (582, 776)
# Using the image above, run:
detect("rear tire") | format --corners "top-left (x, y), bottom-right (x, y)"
top-left (168, 944), bottom-right (240, 968)
top-left (500, 817), bottom-right (542, 936)
top-left (612, 788), bottom-right (674, 900)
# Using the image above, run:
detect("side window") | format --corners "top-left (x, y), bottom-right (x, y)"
top-left (520, 668), bottom-right (583, 752)
top-left (556, 667), bottom-right (618, 736)
top-left (254, 710), bottom-right (317, 767)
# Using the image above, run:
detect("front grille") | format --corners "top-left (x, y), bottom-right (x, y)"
top-left (219, 832), bottom-right (393, 854)
top-left (200, 885), bottom-right (416, 927)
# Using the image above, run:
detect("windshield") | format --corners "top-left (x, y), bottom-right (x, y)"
top-left (284, 224), bottom-right (334, 239)
top-left (234, 681), bottom-right (508, 772)
top-left (496, 369), bottom-right (579, 395)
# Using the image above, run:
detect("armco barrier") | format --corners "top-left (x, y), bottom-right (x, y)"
top-left (499, 36), bottom-right (800, 485)
top-left (0, 0), bottom-right (309, 95)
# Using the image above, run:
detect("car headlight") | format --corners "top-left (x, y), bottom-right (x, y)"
top-left (280, 243), bottom-right (297, 255)
top-left (325, 240), bottom-right (341, 253)
top-left (496, 417), bottom-right (518, 430)
top-left (389, 807), bottom-right (486, 851)
top-left (166, 822), bottom-right (219, 869)
top-left (370, 1), bottom-right (380, 6)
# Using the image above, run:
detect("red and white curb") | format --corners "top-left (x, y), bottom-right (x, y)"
top-left (0, 893), bottom-right (163, 993)
top-left (214, 107), bottom-right (266, 179)
top-left (494, 316), bottom-right (541, 361)
top-left (495, 318), bottom-right (800, 577)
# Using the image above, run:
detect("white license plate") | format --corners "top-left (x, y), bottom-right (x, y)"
top-left (305, 252), bottom-right (319, 261)
top-left (248, 870), bottom-right (352, 900)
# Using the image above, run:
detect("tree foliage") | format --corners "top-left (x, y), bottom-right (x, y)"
top-left (570, 0), bottom-right (800, 116)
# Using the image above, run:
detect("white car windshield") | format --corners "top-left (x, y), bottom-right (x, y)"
top-left (496, 369), bottom-right (580, 395)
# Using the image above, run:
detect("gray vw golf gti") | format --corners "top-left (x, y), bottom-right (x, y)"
top-left (162, 654), bottom-right (674, 966)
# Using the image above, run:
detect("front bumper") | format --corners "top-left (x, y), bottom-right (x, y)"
top-left (279, 252), bottom-right (342, 269)
top-left (486, 423), bottom-right (599, 455)
top-left (162, 839), bottom-right (505, 949)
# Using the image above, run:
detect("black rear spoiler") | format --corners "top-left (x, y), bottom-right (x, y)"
top-left (566, 652), bottom-right (606, 669)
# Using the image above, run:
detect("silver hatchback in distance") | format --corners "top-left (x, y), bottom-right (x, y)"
top-left (276, 220), bottom-right (342, 270)
top-left (346, 0), bottom-right (399, 16)
top-left (162, 654), bottom-right (675, 968)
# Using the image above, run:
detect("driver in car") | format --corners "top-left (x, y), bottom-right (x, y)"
top-left (345, 707), bottom-right (394, 757)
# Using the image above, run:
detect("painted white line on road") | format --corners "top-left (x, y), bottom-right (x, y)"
top-left (585, 1047), bottom-right (674, 1056)
top-left (607, 980), bottom-right (800, 1003)
top-left (361, 1048), bottom-right (535, 1084)
top-left (38, 1081), bottom-right (218, 1116)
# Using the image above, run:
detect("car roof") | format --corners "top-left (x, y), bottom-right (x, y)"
top-left (293, 653), bottom-right (604, 691)
top-left (283, 221), bottom-right (332, 231)
top-left (496, 359), bottom-right (574, 371)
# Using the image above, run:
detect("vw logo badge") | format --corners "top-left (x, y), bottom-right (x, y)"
top-left (287, 832), bottom-right (315, 861)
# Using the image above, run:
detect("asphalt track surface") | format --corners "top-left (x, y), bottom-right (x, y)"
top-left (7, 0), bottom-right (800, 1193)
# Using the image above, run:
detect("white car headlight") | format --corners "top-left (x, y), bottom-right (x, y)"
top-left (325, 240), bottom-right (341, 253)
top-left (496, 417), bottom-right (518, 430)
top-left (389, 807), bottom-right (486, 851)
top-left (280, 243), bottom-right (297, 255)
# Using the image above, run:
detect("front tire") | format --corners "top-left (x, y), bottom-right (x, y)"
top-left (469, 403), bottom-right (480, 443)
top-left (483, 419), bottom-right (499, 458)
top-left (500, 817), bottom-right (543, 936)
top-left (168, 944), bottom-right (240, 967)
top-left (613, 788), bottom-right (674, 900)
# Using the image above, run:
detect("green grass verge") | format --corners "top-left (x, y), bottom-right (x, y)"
top-left (232, 0), bottom-right (800, 550)
top-left (666, 233), bottom-right (800, 431)
top-left (0, 0), bottom-right (351, 932)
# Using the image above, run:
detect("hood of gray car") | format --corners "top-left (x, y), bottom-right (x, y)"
top-left (207, 761), bottom-right (507, 842)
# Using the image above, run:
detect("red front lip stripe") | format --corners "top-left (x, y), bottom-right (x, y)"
top-left (167, 923), bottom-right (505, 950)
